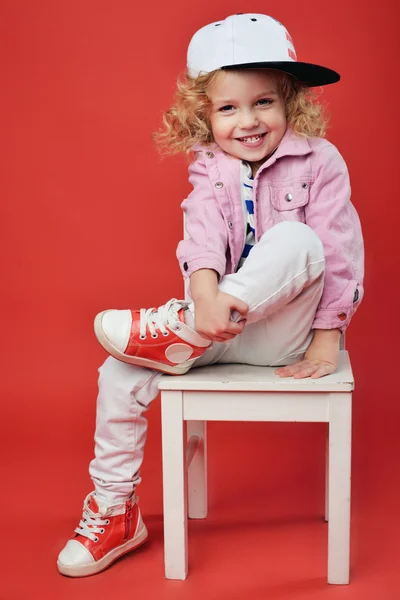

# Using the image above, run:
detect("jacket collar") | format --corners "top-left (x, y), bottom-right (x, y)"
top-left (194, 127), bottom-right (313, 172)
top-left (268, 127), bottom-right (313, 161)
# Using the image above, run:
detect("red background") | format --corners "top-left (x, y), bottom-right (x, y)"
top-left (1, 1), bottom-right (399, 598)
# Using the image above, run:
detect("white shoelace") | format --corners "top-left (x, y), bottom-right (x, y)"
top-left (74, 506), bottom-right (110, 543)
top-left (139, 299), bottom-right (185, 339)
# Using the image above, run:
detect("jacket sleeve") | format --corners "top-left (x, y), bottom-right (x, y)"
top-left (176, 152), bottom-right (228, 280)
top-left (305, 144), bottom-right (364, 332)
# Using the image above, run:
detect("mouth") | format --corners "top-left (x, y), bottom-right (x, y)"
top-left (236, 132), bottom-right (267, 145)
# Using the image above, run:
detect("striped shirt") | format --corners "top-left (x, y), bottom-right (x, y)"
top-left (238, 161), bottom-right (256, 270)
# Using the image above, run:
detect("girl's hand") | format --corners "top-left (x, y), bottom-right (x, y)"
top-left (194, 291), bottom-right (248, 343)
top-left (275, 329), bottom-right (341, 379)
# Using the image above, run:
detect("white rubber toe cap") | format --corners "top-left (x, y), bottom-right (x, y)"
top-left (101, 310), bottom-right (132, 352)
top-left (58, 539), bottom-right (95, 568)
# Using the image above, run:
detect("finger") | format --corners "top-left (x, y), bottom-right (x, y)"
top-left (207, 331), bottom-right (238, 342)
top-left (206, 327), bottom-right (237, 340)
top-left (275, 361), bottom-right (309, 377)
top-left (293, 369), bottom-right (318, 379)
top-left (293, 364), bottom-right (323, 379)
top-left (277, 360), bottom-right (335, 380)
top-left (310, 365), bottom-right (335, 379)
top-left (218, 332), bottom-right (237, 341)
top-left (293, 360), bottom-right (336, 379)
top-left (197, 331), bottom-right (223, 343)
top-left (231, 299), bottom-right (249, 316)
top-left (226, 321), bottom-right (246, 335)
top-left (211, 335), bottom-right (230, 343)
top-left (275, 367), bottom-right (295, 378)
top-left (277, 364), bottom-right (318, 379)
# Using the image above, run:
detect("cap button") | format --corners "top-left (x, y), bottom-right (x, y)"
top-left (285, 193), bottom-right (293, 202)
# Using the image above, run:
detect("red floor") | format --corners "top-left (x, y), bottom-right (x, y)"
top-left (2, 384), bottom-right (399, 600)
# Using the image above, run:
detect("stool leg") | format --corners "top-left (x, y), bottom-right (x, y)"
top-left (187, 420), bottom-right (208, 519)
top-left (161, 390), bottom-right (188, 580)
top-left (328, 392), bottom-right (352, 584)
top-left (325, 425), bottom-right (329, 522)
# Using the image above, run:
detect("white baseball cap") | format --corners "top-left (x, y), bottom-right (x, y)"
top-left (187, 14), bottom-right (340, 87)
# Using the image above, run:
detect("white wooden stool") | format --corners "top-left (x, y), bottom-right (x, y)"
top-left (159, 350), bottom-right (353, 584)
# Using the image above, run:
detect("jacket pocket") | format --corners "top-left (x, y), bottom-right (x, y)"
top-left (263, 180), bottom-right (311, 225)
top-left (270, 181), bottom-right (310, 211)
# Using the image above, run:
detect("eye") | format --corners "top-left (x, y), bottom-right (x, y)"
top-left (218, 105), bottom-right (235, 112)
top-left (256, 98), bottom-right (273, 106)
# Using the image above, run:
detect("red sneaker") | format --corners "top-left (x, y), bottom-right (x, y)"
top-left (57, 492), bottom-right (148, 577)
top-left (94, 299), bottom-right (211, 375)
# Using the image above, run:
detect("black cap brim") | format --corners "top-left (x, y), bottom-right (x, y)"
top-left (222, 61), bottom-right (340, 87)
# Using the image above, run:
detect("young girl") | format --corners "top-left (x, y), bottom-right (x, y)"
top-left (57, 13), bottom-right (364, 577)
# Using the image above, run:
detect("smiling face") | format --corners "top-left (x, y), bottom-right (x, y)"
top-left (208, 69), bottom-right (287, 170)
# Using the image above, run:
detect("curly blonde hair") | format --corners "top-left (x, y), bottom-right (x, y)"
top-left (154, 69), bottom-right (329, 154)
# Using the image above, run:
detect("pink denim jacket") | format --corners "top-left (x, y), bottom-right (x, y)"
top-left (177, 127), bottom-right (364, 332)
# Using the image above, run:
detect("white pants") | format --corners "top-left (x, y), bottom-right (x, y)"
top-left (90, 222), bottom-right (325, 504)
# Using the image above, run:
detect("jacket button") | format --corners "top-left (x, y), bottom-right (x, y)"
top-left (338, 312), bottom-right (347, 321)
top-left (285, 193), bottom-right (293, 202)
top-left (228, 221), bottom-right (233, 229)
top-left (215, 181), bottom-right (224, 189)
top-left (183, 262), bottom-right (188, 271)
top-left (206, 151), bottom-right (214, 158)
top-left (302, 183), bottom-right (308, 189)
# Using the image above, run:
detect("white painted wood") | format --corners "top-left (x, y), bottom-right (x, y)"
top-left (187, 421), bottom-right (208, 519)
top-left (161, 390), bottom-right (188, 580)
top-left (183, 391), bottom-right (329, 422)
top-left (159, 351), bottom-right (354, 392)
top-left (325, 426), bottom-right (329, 522)
top-left (186, 433), bottom-right (201, 468)
top-left (327, 393), bottom-right (352, 584)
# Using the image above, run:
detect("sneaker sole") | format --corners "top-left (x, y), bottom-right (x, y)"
top-left (94, 311), bottom-right (197, 375)
top-left (57, 522), bottom-right (149, 578)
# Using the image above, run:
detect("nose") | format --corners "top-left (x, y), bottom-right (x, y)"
top-left (238, 108), bottom-right (259, 130)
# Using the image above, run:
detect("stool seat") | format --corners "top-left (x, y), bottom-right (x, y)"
top-left (159, 351), bottom-right (353, 392)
